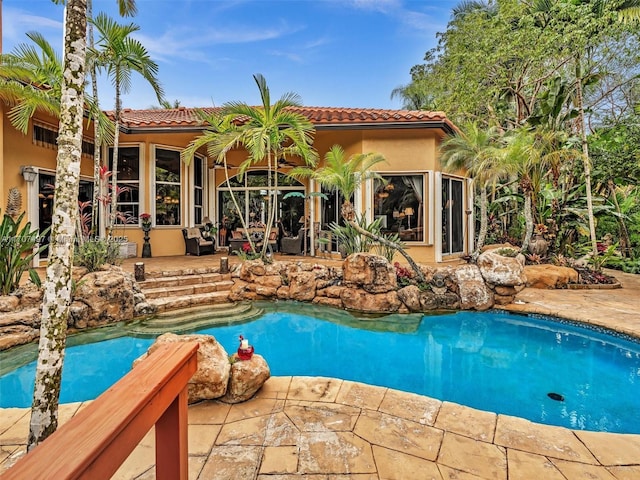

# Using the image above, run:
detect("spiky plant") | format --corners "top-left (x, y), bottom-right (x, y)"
top-left (5, 188), bottom-right (22, 218)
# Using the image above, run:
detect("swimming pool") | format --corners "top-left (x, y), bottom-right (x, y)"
top-left (2, 304), bottom-right (640, 433)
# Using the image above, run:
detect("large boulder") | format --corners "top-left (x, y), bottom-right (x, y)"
top-left (524, 265), bottom-right (579, 289)
top-left (343, 253), bottom-right (397, 293)
top-left (454, 265), bottom-right (494, 311)
top-left (288, 271), bottom-right (317, 301)
top-left (477, 249), bottom-right (526, 287)
top-left (340, 288), bottom-right (401, 313)
top-left (134, 333), bottom-right (231, 404)
top-left (220, 354), bottom-right (270, 404)
top-left (70, 267), bottom-right (137, 328)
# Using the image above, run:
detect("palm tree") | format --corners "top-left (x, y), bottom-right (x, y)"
top-left (89, 12), bottom-right (164, 232)
top-left (291, 145), bottom-right (426, 282)
top-left (181, 110), bottom-right (261, 253)
top-left (500, 126), bottom-right (579, 252)
top-left (0, 31), bottom-right (113, 142)
top-left (197, 74), bottom-right (317, 259)
top-left (28, 0), bottom-right (138, 451)
top-left (440, 123), bottom-right (505, 259)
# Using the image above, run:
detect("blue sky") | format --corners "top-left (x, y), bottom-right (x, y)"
top-left (2, 0), bottom-right (458, 110)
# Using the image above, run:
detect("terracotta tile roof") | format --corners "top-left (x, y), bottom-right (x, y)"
top-left (110, 106), bottom-right (456, 132)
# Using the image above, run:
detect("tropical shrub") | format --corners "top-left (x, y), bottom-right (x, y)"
top-left (328, 215), bottom-right (381, 256)
top-left (74, 238), bottom-right (121, 272)
top-left (0, 210), bottom-right (46, 295)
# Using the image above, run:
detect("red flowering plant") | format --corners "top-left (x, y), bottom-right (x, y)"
top-left (139, 213), bottom-right (152, 230)
top-left (394, 262), bottom-right (414, 287)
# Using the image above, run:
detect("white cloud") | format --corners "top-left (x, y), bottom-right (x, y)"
top-left (2, 6), bottom-right (63, 47)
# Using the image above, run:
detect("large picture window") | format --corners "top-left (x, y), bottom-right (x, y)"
top-left (108, 146), bottom-right (140, 224)
top-left (373, 174), bottom-right (425, 242)
top-left (155, 148), bottom-right (181, 226)
top-left (217, 170), bottom-right (304, 235)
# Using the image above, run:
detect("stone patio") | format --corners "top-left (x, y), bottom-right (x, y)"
top-left (2, 255), bottom-right (640, 479)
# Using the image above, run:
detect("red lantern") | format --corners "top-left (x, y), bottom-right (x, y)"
top-left (237, 335), bottom-right (254, 360)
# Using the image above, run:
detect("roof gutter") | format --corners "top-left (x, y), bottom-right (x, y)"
top-left (119, 120), bottom-right (456, 136)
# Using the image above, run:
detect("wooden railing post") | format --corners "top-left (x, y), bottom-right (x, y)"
top-left (3, 342), bottom-right (198, 480)
top-left (156, 387), bottom-right (189, 480)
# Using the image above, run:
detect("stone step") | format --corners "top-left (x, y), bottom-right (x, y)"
top-left (142, 280), bottom-right (235, 299)
top-left (149, 290), bottom-right (231, 313)
top-left (142, 267), bottom-right (221, 280)
top-left (127, 302), bottom-right (263, 335)
top-left (139, 272), bottom-right (231, 289)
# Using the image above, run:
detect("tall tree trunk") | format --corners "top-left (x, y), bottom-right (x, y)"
top-left (109, 76), bottom-right (121, 233)
top-left (575, 58), bottom-right (598, 257)
top-left (471, 187), bottom-right (488, 260)
top-left (521, 193), bottom-right (534, 253)
top-left (88, 0), bottom-right (102, 237)
top-left (341, 201), bottom-right (425, 283)
top-left (28, 0), bottom-right (87, 450)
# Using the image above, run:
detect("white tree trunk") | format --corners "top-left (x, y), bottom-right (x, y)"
top-left (88, 0), bottom-right (102, 237)
top-left (521, 194), bottom-right (534, 253)
top-left (28, 0), bottom-right (87, 450)
top-left (471, 187), bottom-right (488, 260)
top-left (575, 59), bottom-right (598, 257)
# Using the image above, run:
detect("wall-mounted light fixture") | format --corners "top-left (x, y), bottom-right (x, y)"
top-left (21, 166), bottom-right (37, 183)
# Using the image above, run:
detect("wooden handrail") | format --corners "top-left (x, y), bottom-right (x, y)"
top-left (3, 342), bottom-right (199, 480)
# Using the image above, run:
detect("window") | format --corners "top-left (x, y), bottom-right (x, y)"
top-left (33, 122), bottom-right (94, 157)
top-left (155, 148), bottom-right (181, 226)
top-left (373, 174), bottom-right (425, 242)
top-left (108, 146), bottom-right (140, 224)
top-left (217, 170), bottom-right (304, 234)
top-left (194, 156), bottom-right (205, 225)
top-left (442, 176), bottom-right (464, 254)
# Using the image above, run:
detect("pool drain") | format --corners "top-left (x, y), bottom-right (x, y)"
top-left (547, 392), bottom-right (565, 402)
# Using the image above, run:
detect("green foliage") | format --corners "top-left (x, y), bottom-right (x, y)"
top-left (328, 215), bottom-right (380, 256)
top-left (588, 243), bottom-right (619, 272)
top-left (373, 232), bottom-right (404, 263)
top-left (74, 238), bottom-right (122, 272)
top-left (607, 256), bottom-right (640, 274)
top-left (495, 247), bottom-right (519, 257)
top-left (0, 210), bottom-right (47, 295)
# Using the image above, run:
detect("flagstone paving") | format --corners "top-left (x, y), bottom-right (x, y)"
top-left (3, 257), bottom-right (640, 479)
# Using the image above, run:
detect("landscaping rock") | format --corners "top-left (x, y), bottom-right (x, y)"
top-left (288, 271), bottom-right (317, 301)
top-left (477, 249), bottom-right (526, 286)
top-left (220, 354), bottom-right (270, 404)
top-left (0, 295), bottom-right (19, 312)
top-left (397, 285), bottom-right (422, 312)
top-left (340, 288), bottom-right (401, 313)
top-left (343, 253), bottom-right (398, 293)
top-left (71, 267), bottom-right (136, 327)
top-left (454, 265), bottom-right (494, 311)
top-left (135, 332), bottom-right (231, 403)
top-left (524, 265), bottom-right (579, 289)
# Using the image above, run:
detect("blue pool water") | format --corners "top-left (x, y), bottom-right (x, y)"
top-left (2, 309), bottom-right (640, 433)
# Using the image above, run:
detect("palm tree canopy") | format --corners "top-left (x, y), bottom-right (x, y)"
top-left (290, 144), bottom-right (387, 201)
top-left (439, 123), bottom-right (504, 186)
top-left (0, 31), bottom-right (114, 141)
top-left (89, 12), bottom-right (164, 105)
top-left (215, 73), bottom-right (318, 173)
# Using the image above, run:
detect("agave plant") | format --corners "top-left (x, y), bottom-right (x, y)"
top-left (0, 210), bottom-right (47, 295)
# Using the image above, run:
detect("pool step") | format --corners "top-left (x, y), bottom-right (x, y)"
top-left (138, 270), bottom-right (235, 313)
top-left (127, 302), bottom-right (263, 335)
top-left (139, 272), bottom-right (231, 289)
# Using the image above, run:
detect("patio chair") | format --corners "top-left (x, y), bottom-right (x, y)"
top-left (280, 228), bottom-right (305, 255)
top-left (182, 227), bottom-right (215, 256)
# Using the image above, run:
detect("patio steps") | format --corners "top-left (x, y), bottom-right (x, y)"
top-left (126, 302), bottom-right (263, 336)
top-left (138, 270), bottom-right (235, 312)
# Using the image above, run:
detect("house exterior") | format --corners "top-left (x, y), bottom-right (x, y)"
top-left (1, 105), bottom-right (472, 265)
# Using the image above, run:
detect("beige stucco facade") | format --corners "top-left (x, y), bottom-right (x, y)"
top-left (2, 107), bottom-right (471, 265)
